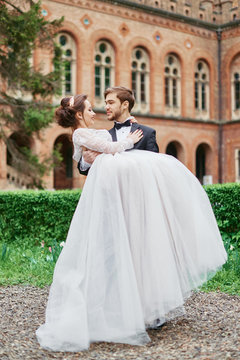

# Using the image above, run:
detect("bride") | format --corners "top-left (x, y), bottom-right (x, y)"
top-left (36, 94), bottom-right (227, 352)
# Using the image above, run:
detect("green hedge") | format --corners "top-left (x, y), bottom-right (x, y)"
top-left (0, 190), bottom-right (81, 247)
top-left (0, 183), bottom-right (239, 247)
top-left (204, 183), bottom-right (240, 233)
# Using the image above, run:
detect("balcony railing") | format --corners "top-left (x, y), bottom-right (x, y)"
top-left (6, 165), bottom-right (33, 190)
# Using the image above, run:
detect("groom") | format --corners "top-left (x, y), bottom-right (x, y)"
top-left (78, 86), bottom-right (159, 175)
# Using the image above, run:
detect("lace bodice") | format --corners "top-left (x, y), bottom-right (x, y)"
top-left (72, 128), bottom-right (134, 162)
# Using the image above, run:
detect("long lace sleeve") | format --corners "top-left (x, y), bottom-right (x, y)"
top-left (72, 128), bottom-right (134, 161)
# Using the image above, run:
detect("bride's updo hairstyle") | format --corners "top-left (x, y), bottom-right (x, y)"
top-left (55, 94), bottom-right (87, 129)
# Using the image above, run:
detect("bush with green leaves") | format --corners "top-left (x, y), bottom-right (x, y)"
top-left (205, 183), bottom-right (240, 232)
top-left (204, 183), bottom-right (240, 250)
top-left (0, 190), bottom-right (81, 247)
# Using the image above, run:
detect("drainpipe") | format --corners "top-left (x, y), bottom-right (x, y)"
top-left (217, 28), bottom-right (223, 183)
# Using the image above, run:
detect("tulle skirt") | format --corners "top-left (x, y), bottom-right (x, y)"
top-left (36, 150), bottom-right (227, 352)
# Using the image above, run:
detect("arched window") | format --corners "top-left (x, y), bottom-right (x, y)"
top-left (194, 60), bottom-right (210, 119)
top-left (56, 32), bottom-right (77, 96)
top-left (166, 142), bottom-right (177, 158)
top-left (196, 143), bottom-right (212, 184)
top-left (196, 144), bottom-right (206, 183)
top-left (94, 40), bottom-right (115, 106)
top-left (164, 53), bottom-right (181, 115)
top-left (231, 54), bottom-right (240, 119)
top-left (233, 73), bottom-right (240, 109)
top-left (131, 47), bottom-right (149, 113)
top-left (165, 140), bottom-right (185, 163)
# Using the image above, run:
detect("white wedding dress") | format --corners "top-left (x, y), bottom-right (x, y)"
top-left (36, 128), bottom-right (227, 352)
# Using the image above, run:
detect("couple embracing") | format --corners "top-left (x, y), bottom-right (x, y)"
top-left (77, 86), bottom-right (159, 176)
top-left (36, 86), bottom-right (227, 352)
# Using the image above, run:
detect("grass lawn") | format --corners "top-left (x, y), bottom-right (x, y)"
top-left (0, 241), bottom-right (240, 296)
top-left (0, 241), bottom-right (59, 287)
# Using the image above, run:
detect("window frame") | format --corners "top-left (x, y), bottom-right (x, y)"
top-left (131, 46), bottom-right (150, 113)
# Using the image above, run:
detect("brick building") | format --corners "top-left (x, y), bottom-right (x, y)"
top-left (1, 0), bottom-right (240, 189)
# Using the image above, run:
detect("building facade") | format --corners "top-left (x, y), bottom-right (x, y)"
top-left (1, 0), bottom-right (240, 189)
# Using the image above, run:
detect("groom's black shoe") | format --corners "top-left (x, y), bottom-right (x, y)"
top-left (148, 318), bottom-right (165, 330)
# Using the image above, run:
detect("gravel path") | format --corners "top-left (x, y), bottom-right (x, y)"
top-left (0, 286), bottom-right (240, 360)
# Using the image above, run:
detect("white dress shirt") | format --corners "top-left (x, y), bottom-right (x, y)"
top-left (115, 119), bottom-right (132, 141)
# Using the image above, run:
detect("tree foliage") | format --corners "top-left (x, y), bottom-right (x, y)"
top-left (0, 0), bottom-right (64, 188)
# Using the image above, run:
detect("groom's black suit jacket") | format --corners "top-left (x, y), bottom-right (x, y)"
top-left (77, 123), bottom-right (159, 175)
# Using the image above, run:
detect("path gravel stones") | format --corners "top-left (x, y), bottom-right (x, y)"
top-left (0, 286), bottom-right (239, 359)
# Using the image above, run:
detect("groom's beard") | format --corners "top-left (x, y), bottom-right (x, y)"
top-left (107, 109), bottom-right (122, 122)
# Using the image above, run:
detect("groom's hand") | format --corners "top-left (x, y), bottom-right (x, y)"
top-left (82, 149), bottom-right (101, 164)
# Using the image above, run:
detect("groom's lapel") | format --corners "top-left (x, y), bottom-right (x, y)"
top-left (109, 127), bottom-right (117, 142)
top-left (130, 123), bottom-right (141, 132)
top-left (131, 123), bottom-right (143, 149)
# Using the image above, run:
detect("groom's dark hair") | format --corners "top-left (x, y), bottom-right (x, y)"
top-left (104, 86), bottom-right (135, 112)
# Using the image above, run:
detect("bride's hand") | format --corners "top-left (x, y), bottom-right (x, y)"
top-left (130, 117), bottom-right (138, 124)
top-left (127, 129), bottom-right (143, 144)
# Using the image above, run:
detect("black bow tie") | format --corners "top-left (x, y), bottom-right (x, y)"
top-left (114, 120), bottom-right (132, 130)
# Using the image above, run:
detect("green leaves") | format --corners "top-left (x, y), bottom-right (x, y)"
top-left (0, 1), bottom-right (63, 87)
top-left (205, 183), bottom-right (240, 234)
top-left (0, 190), bottom-right (82, 247)
top-left (23, 106), bottom-right (55, 134)
top-left (199, 183), bottom-right (240, 294)
top-left (0, 0), bottom-right (64, 188)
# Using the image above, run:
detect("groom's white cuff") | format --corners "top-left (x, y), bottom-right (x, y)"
top-left (80, 156), bottom-right (91, 171)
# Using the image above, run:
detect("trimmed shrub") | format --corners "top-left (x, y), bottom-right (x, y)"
top-left (204, 183), bottom-right (240, 251)
top-left (0, 183), bottom-right (239, 247)
top-left (204, 183), bottom-right (240, 234)
top-left (0, 190), bottom-right (81, 247)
